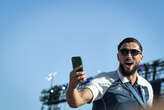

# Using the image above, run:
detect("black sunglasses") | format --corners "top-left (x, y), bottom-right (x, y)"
top-left (119, 49), bottom-right (142, 56)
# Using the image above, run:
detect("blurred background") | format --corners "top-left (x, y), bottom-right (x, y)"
top-left (1, 0), bottom-right (164, 110)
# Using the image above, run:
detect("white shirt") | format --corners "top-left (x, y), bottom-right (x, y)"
top-left (85, 69), bottom-right (153, 106)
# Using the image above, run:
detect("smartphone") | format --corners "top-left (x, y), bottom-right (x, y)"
top-left (72, 56), bottom-right (83, 72)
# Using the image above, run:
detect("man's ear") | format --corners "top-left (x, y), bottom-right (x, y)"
top-left (139, 54), bottom-right (143, 63)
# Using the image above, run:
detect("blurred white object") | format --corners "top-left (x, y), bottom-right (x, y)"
top-left (46, 72), bottom-right (57, 87)
top-left (47, 72), bottom-right (57, 81)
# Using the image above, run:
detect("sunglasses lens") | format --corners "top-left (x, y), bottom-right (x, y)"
top-left (120, 49), bottom-right (128, 55)
top-left (131, 50), bottom-right (140, 56)
top-left (119, 49), bottom-right (141, 56)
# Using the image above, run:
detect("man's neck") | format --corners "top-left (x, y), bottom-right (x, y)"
top-left (126, 72), bottom-right (138, 85)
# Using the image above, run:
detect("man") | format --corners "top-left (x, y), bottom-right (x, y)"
top-left (66, 37), bottom-right (153, 110)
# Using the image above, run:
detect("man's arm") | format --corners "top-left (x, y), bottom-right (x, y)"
top-left (66, 86), bottom-right (93, 107)
top-left (66, 66), bottom-right (93, 108)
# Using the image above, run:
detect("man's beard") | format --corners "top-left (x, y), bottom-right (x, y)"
top-left (120, 63), bottom-right (139, 76)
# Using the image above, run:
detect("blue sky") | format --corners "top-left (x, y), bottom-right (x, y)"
top-left (1, 0), bottom-right (164, 110)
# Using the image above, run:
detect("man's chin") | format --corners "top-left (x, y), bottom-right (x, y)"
top-left (120, 64), bottom-right (138, 76)
top-left (125, 68), bottom-right (133, 73)
top-left (123, 70), bottom-right (133, 76)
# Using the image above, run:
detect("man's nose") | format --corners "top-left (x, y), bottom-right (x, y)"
top-left (127, 52), bottom-right (133, 57)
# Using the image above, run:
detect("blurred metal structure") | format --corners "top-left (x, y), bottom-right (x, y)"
top-left (138, 59), bottom-right (164, 99)
top-left (40, 77), bottom-right (93, 110)
top-left (138, 59), bottom-right (164, 81)
top-left (40, 59), bottom-right (164, 110)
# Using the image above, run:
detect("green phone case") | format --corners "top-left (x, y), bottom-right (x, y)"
top-left (72, 56), bottom-right (83, 72)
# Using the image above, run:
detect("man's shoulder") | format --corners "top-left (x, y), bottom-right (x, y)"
top-left (138, 75), bottom-right (152, 87)
top-left (92, 70), bottom-right (119, 82)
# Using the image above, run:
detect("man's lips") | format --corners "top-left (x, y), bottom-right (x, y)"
top-left (124, 62), bottom-right (133, 69)
top-left (125, 62), bottom-right (133, 65)
top-left (125, 59), bottom-right (133, 65)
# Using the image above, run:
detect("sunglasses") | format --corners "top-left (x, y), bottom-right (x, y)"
top-left (119, 49), bottom-right (142, 56)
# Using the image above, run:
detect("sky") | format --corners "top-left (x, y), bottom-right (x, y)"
top-left (1, 0), bottom-right (164, 110)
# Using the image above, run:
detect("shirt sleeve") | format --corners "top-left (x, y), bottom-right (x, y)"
top-left (85, 73), bottom-right (114, 102)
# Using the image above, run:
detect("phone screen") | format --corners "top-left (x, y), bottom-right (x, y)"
top-left (72, 56), bottom-right (83, 72)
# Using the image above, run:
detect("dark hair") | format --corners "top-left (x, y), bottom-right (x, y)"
top-left (118, 37), bottom-right (143, 52)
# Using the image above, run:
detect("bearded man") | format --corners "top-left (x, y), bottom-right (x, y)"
top-left (66, 37), bottom-right (153, 110)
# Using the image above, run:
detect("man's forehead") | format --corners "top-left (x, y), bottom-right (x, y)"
top-left (120, 42), bottom-right (140, 50)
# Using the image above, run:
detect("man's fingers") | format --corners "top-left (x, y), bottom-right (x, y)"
top-left (79, 76), bottom-right (87, 83)
top-left (71, 71), bottom-right (86, 78)
top-left (69, 70), bottom-right (87, 89)
top-left (70, 71), bottom-right (86, 82)
top-left (77, 73), bottom-right (87, 83)
top-left (77, 74), bottom-right (86, 80)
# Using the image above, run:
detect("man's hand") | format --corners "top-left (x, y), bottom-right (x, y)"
top-left (66, 65), bottom-right (93, 108)
top-left (69, 65), bottom-right (87, 89)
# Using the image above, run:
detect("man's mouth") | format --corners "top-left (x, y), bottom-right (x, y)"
top-left (125, 62), bottom-right (133, 69)
top-left (125, 62), bottom-right (133, 66)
